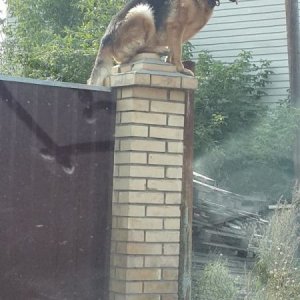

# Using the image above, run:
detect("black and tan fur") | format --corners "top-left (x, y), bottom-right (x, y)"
top-left (88, 0), bottom-right (237, 86)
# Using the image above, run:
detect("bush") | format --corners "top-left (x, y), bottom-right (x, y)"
top-left (245, 192), bottom-right (300, 299)
top-left (193, 258), bottom-right (238, 300)
top-left (194, 50), bottom-right (271, 157)
top-left (193, 50), bottom-right (300, 200)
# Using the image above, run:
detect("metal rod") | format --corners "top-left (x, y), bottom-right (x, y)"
top-left (179, 89), bottom-right (195, 300)
top-left (286, 0), bottom-right (300, 107)
top-left (285, 0), bottom-right (300, 183)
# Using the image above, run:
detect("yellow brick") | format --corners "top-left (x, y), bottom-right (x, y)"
top-left (168, 115), bottom-right (185, 127)
top-left (120, 139), bottom-right (166, 152)
top-left (111, 229), bottom-right (144, 242)
top-left (167, 142), bottom-right (184, 153)
top-left (110, 279), bottom-right (126, 294)
top-left (114, 140), bottom-right (120, 151)
top-left (121, 111), bottom-right (167, 125)
top-left (120, 63), bottom-right (132, 73)
top-left (144, 255), bottom-right (179, 268)
top-left (111, 241), bottom-right (117, 253)
top-left (169, 90), bottom-right (185, 102)
top-left (164, 219), bottom-right (181, 230)
top-left (145, 231), bottom-right (180, 242)
top-left (147, 179), bottom-right (182, 192)
top-left (151, 75), bottom-right (181, 89)
top-left (117, 99), bottom-right (150, 112)
top-left (133, 62), bottom-right (177, 73)
top-left (114, 152), bottom-right (147, 164)
top-left (146, 206), bottom-right (180, 217)
top-left (149, 127), bottom-right (183, 140)
top-left (123, 242), bottom-right (162, 255)
top-left (113, 191), bottom-right (119, 203)
top-left (118, 217), bottom-right (163, 230)
top-left (162, 269), bottom-right (179, 281)
top-left (118, 191), bottom-right (164, 204)
top-left (110, 72), bottom-right (151, 87)
top-left (111, 73), bottom-right (133, 87)
top-left (166, 167), bottom-right (183, 179)
top-left (163, 244), bottom-right (180, 255)
top-left (144, 281), bottom-right (178, 293)
top-left (165, 193), bottom-right (182, 205)
top-left (126, 268), bottom-right (161, 281)
top-left (151, 101), bottom-right (184, 115)
top-left (125, 282), bottom-right (144, 294)
top-left (127, 256), bottom-right (145, 268)
top-left (112, 255), bottom-right (126, 267)
top-left (115, 124), bottom-right (148, 138)
top-left (113, 178), bottom-right (146, 191)
top-left (114, 268), bottom-right (128, 281)
top-left (119, 165), bottom-right (165, 178)
top-left (122, 87), bottom-right (168, 100)
top-left (112, 255), bottom-right (144, 268)
top-left (127, 204), bottom-right (145, 216)
top-left (148, 153), bottom-right (183, 166)
top-left (161, 294), bottom-right (179, 300)
top-left (114, 165), bottom-right (120, 177)
top-left (181, 76), bottom-right (198, 90)
top-left (112, 217), bottom-right (118, 228)
top-left (112, 204), bottom-right (145, 217)
top-left (116, 112), bottom-right (121, 124)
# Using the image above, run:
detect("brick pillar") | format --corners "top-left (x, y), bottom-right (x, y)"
top-left (108, 53), bottom-right (197, 300)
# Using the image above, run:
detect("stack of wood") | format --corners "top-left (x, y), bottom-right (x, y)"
top-left (192, 172), bottom-right (267, 278)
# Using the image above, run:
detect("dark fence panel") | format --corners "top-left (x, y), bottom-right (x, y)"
top-left (0, 77), bottom-right (115, 300)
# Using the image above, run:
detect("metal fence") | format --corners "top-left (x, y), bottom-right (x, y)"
top-left (0, 76), bottom-right (115, 300)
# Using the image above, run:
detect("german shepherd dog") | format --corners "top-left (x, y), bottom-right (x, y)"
top-left (88, 0), bottom-right (237, 86)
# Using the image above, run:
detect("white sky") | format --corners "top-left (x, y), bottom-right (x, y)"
top-left (0, 1), bottom-right (7, 18)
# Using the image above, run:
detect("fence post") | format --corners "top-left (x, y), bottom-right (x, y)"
top-left (108, 53), bottom-right (197, 300)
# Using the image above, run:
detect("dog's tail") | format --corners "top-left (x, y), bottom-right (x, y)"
top-left (87, 36), bottom-right (114, 86)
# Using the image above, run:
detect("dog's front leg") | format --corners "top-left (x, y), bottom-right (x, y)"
top-left (166, 23), bottom-right (194, 76)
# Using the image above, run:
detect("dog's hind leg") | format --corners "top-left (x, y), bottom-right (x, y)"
top-left (87, 38), bottom-right (114, 86)
top-left (88, 4), bottom-right (156, 86)
top-left (112, 4), bottom-right (157, 63)
top-left (139, 46), bottom-right (170, 56)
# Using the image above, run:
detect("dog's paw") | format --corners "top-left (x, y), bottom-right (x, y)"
top-left (181, 68), bottom-right (194, 76)
top-left (157, 47), bottom-right (170, 56)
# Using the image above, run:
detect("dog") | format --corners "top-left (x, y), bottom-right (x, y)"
top-left (88, 0), bottom-right (237, 86)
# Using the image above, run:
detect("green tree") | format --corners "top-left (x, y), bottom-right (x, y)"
top-left (1, 0), bottom-right (124, 82)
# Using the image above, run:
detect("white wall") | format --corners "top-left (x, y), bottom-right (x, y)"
top-left (190, 0), bottom-right (298, 104)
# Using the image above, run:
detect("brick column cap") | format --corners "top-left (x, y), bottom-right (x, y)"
top-left (106, 53), bottom-right (198, 90)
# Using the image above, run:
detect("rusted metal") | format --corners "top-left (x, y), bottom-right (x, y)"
top-left (0, 78), bottom-right (115, 300)
top-left (285, 0), bottom-right (300, 184)
top-left (179, 87), bottom-right (195, 300)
